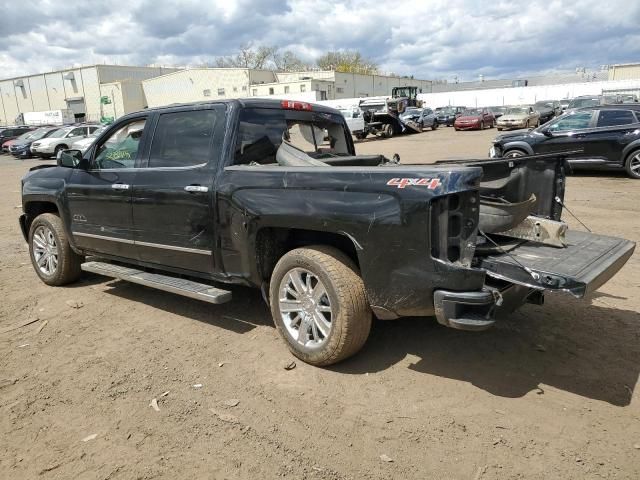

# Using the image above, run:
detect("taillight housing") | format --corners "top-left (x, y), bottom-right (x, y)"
top-left (430, 191), bottom-right (479, 267)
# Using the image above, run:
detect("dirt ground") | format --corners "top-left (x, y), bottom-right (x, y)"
top-left (1, 126), bottom-right (639, 479)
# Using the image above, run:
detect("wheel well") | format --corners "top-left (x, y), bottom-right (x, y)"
top-left (24, 201), bottom-right (59, 231)
top-left (504, 147), bottom-right (527, 156)
top-left (255, 228), bottom-right (360, 281)
top-left (56, 144), bottom-right (68, 151)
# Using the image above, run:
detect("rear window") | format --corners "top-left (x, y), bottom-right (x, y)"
top-left (596, 110), bottom-right (638, 127)
top-left (234, 108), bottom-right (350, 165)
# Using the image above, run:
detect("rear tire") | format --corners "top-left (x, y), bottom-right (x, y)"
top-left (269, 246), bottom-right (372, 367)
top-left (431, 121), bottom-right (439, 130)
top-left (624, 149), bottom-right (640, 179)
top-left (28, 213), bottom-right (83, 286)
top-left (383, 123), bottom-right (394, 138)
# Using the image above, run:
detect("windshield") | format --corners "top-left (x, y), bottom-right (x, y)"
top-left (27, 128), bottom-right (57, 141)
top-left (401, 108), bottom-right (421, 116)
top-left (15, 131), bottom-right (35, 141)
top-left (490, 106), bottom-right (506, 113)
top-left (505, 107), bottom-right (527, 115)
top-left (48, 128), bottom-right (71, 138)
top-left (235, 108), bottom-right (350, 165)
top-left (437, 108), bottom-right (454, 115)
top-left (461, 109), bottom-right (481, 116)
top-left (568, 98), bottom-right (600, 108)
top-left (535, 102), bottom-right (553, 108)
top-left (90, 126), bottom-right (107, 137)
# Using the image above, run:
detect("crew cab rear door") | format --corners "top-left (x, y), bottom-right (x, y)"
top-left (130, 105), bottom-right (225, 274)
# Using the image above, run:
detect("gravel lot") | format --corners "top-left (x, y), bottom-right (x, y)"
top-left (1, 126), bottom-right (639, 479)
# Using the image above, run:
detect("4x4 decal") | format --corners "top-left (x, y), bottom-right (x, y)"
top-left (387, 178), bottom-right (441, 189)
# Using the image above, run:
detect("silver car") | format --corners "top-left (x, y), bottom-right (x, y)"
top-left (70, 125), bottom-right (108, 153)
top-left (31, 125), bottom-right (101, 158)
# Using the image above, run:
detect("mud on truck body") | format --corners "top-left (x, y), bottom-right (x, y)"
top-left (19, 98), bottom-right (635, 366)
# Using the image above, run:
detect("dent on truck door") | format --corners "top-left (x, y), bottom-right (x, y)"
top-left (65, 116), bottom-right (149, 259)
top-left (131, 107), bottom-right (223, 274)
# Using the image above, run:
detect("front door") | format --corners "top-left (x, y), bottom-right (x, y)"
top-left (65, 116), bottom-right (150, 259)
top-left (131, 106), bottom-right (223, 274)
top-left (534, 109), bottom-right (596, 161)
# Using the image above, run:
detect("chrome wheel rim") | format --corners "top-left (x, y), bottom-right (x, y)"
top-left (278, 268), bottom-right (332, 347)
top-left (505, 150), bottom-right (524, 158)
top-left (630, 153), bottom-right (640, 175)
top-left (32, 226), bottom-right (59, 276)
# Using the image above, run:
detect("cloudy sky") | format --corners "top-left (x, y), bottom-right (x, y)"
top-left (2, 0), bottom-right (640, 81)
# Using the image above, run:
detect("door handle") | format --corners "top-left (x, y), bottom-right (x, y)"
top-left (184, 185), bottom-right (209, 193)
top-left (111, 183), bottom-right (130, 190)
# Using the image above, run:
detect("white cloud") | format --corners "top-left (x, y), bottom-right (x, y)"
top-left (1, 0), bottom-right (639, 80)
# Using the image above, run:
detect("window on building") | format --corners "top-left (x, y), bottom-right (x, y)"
top-left (147, 110), bottom-right (216, 168)
top-left (300, 84), bottom-right (306, 92)
top-left (217, 88), bottom-right (225, 96)
top-left (252, 89), bottom-right (257, 96)
top-left (242, 85), bottom-right (247, 91)
top-left (203, 89), bottom-right (211, 97)
top-left (269, 87), bottom-right (275, 95)
top-left (284, 86), bottom-right (290, 94)
top-left (596, 110), bottom-right (638, 127)
top-left (336, 87), bottom-right (344, 94)
top-left (233, 86), bottom-right (238, 92)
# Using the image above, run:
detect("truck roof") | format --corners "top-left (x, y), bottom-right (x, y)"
top-left (138, 98), bottom-right (341, 116)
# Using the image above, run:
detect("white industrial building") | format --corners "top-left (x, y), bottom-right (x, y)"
top-left (0, 65), bottom-right (178, 126)
top-left (142, 68), bottom-right (433, 107)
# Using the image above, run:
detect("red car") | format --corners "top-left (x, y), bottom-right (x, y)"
top-left (454, 108), bottom-right (495, 130)
top-left (2, 138), bottom-right (16, 154)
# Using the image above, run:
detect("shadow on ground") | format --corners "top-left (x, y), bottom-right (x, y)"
top-left (333, 296), bottom-right (640, 406)
top-left (89, 273), bottom-right (639, 406)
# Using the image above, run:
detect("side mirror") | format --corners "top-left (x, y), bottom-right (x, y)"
top-left (541, 128), bottom-right (554, 137)
top-left (57, 149), bottom-right (83, 168)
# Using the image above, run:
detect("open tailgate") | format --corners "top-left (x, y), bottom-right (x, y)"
top-left (476, 231), bottom-right (635, 298)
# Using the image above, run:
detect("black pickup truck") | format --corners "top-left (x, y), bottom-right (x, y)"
top-left (19, 99), bottom-right (635, 366)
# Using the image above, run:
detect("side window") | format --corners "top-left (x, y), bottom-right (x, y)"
top-left (596, 110), bottom-right (637, 128)
top-left (235, 108), bottom-right (287, 165)
top-left (88, 126), bottom-right (99, 134)
top-left (548, 111), bottom-right (593, 132)
top-left (67, 127), bottom-right (85, 137)
top-left (93, 119), bottom-right (146, 170)
top-left (147, 110), bottom-right (216, 168)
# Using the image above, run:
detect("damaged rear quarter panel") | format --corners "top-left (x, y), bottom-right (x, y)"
top-left (218, 165), bottom-right (485, 318)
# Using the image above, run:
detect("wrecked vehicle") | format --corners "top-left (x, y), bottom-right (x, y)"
top-left (19, 99), bottom-right (635, 366)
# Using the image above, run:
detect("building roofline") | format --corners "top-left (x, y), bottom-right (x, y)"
top-left (142, 67), bottom-right (280, 84)
top-left (0, 64), bottom-right (181, 83)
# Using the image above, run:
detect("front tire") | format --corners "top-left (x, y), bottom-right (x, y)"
top-left (624, 149), bottom-right (640, 179)
top-left (28, 213), bottom-right (83, 286)
top-left (269, 246), bottom-right (372, 366)
top-left (431, 121), bottom-right (439, 130)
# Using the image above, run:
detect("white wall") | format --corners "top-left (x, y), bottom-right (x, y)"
top-left (417, 79), bottom-right (640, 108)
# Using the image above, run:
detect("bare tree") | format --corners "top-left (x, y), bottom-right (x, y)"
top-left (272, 50), bottom-right (310, 72)
top-left (316, 50), bottom-right (378, 74)
top-left (215, 44), bottom-right (278, 69)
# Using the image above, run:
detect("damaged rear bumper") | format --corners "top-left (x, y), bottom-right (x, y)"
top-left (433, 283), bottom-right (540, 331)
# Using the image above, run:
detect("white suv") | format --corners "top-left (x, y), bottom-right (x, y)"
top-left (31, 125), bottom-right (100, 158)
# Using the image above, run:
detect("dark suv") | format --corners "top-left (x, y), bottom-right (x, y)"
top-left (490, 105), bottom-right (640, 179)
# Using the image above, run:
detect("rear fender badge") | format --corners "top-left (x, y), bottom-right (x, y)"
top-left (387, 178), bottom-right (441, 189)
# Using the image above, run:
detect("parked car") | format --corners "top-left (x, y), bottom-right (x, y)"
top-left (496, 105), bottom-right (540, 130)
top-left (0, 126), bottom-right (34, 150)
top-left (9, 127), bottom-right (60, 159)
top-left (399, 107), bottom-right (439, 130)
top-left (567, 96), bottom-right (601, 110)
top-left (534, 100), bottom-right (562, 124)
top-left (618, 94), bottom-right (638, 104)
top-left (20, 99), bottom-right (634, 366)
top-left (488, 106), bottom-right (507, 119)
top-left (70, 125), bottom-right (108, 153)
top-left (435, 106), bottom-right (466, 126)
top-left (489, 105), bottom-right (640, 179)
top-left (30, 125), bottom-right (101, 158)
top-left (454, 108), bottom-right (495, 130)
